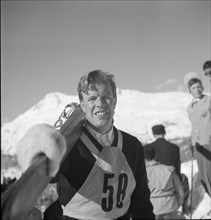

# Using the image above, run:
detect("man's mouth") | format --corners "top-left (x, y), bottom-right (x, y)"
top-left (95, 110), bottom-right (108, 116)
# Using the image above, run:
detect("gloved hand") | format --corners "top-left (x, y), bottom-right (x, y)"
top-left (16, 123), bottom-right (66, 177)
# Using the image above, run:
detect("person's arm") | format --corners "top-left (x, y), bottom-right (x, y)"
top-left (1, 124), bottom-right (66, 220)
top-left (17, 123), bottom-right (67, 178)
top-left (121, 137), bottom-right (155, 219)
top-left (173, 172), bottom-right (184, 207)
top-left (131, 144), bottom-right (155, 219)
top-left (176, 146), bottom-right (181, 178)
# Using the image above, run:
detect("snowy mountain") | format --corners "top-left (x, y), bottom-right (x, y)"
top-left (1, 89), bottom-right (192, 156)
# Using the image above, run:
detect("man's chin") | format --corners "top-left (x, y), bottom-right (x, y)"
top-left (94, 121), bottom-right (112, 132)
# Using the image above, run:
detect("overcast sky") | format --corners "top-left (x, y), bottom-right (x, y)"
top-left (1, 0), bottom-right (211, 122)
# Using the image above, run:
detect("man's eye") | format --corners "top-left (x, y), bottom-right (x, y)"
top-left (105, 97), bottom-right (112, 102)
top-left (88, 97), bottom-right (96, 101)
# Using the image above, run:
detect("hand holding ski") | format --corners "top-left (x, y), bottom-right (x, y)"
top-left (1, 103), bottom-right (84, 220)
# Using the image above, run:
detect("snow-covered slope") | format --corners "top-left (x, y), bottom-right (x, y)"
top-left (1, 89), bottom-right (192, 155)
top-left (1, 92), bottom-right (79, 155)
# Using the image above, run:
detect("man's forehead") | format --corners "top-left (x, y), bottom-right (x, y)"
top-left (190, 82), bottom-right (202, 87)
top-left (81, 82), bottom-right (114, 97)
top-left (82, 89), bottom-right (97, 97)
top-left (86, 82), bottom-right (111, 92)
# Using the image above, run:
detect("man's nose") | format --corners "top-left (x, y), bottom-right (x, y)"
top-left (96, 97), bottom-right (106, 106)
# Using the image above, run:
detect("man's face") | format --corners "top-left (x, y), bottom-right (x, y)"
top-left (189, 82), bottom-right (203, 99)
top-left (80, 82), bottom-right (116, 134)
top-left (204, 67), bottom-right (211, 77)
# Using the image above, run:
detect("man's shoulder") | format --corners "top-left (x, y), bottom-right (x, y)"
top-left (116, 128), bottom-right (144, 152)
top-left (158, 138), bottom-right (178, 148)
top-left (203, 94), bottom-right (211, 103)
top-left (145, 139), bottom-right (179, 150)
top-left (148, 162), bottom-right (174, 177)
top-left (159, 163), bottom-right (175, 172)
top-left (119, 129), bottom-right (140, 143)
top-left (116, 128), bottom-right (139, 141)
top-left (203, 94), bottom-right (210, 98)
top-left (153, 163), bottom-right (175, 177)
top-left (144, 141), bottom-right (156, 148)
top-left (167, 140), bottom-right (180, 150)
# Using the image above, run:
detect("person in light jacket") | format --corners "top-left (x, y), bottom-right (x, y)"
top-left (144, 124), bottom-right (190, 214)
top-left (184, 71), bottom-right (211, 197)
top-left (144, 146), bottom-right (184, 219)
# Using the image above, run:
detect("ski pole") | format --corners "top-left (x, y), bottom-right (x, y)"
top-left (190, 144), bottom-right (194, 220)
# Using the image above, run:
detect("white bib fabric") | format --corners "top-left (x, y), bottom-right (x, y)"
top-left (62, 130), bottom-right (136, 220)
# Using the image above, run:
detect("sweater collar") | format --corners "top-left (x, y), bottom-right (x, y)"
top-left (85, 124), bottom-right (114, 147)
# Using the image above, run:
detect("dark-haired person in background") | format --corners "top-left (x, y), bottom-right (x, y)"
top-left (203, 60), bottom-right (211, 77)
top-left (144, 124), bottom-right (190, 215)
top-left (184, 72), bottom-right (211, 197)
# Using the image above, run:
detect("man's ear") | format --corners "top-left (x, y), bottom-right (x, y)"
top-left (80, 101), bottom-right (86, 113)
top-left (114, 97), bottom-right (117, 108)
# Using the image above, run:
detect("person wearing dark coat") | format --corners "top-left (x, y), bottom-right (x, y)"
top-left (144, 124), bottom-right (190, 215)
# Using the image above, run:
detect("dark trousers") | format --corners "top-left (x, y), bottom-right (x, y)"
top-left (180, 173), bottom-right (190, 213)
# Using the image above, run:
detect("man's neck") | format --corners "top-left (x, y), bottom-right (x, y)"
top-left (85, 120), bottom-right (112, 135)
top-left (85, 122), bottom-right (114, 146)
top-left (154, 134), bottom-right (165, 139)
